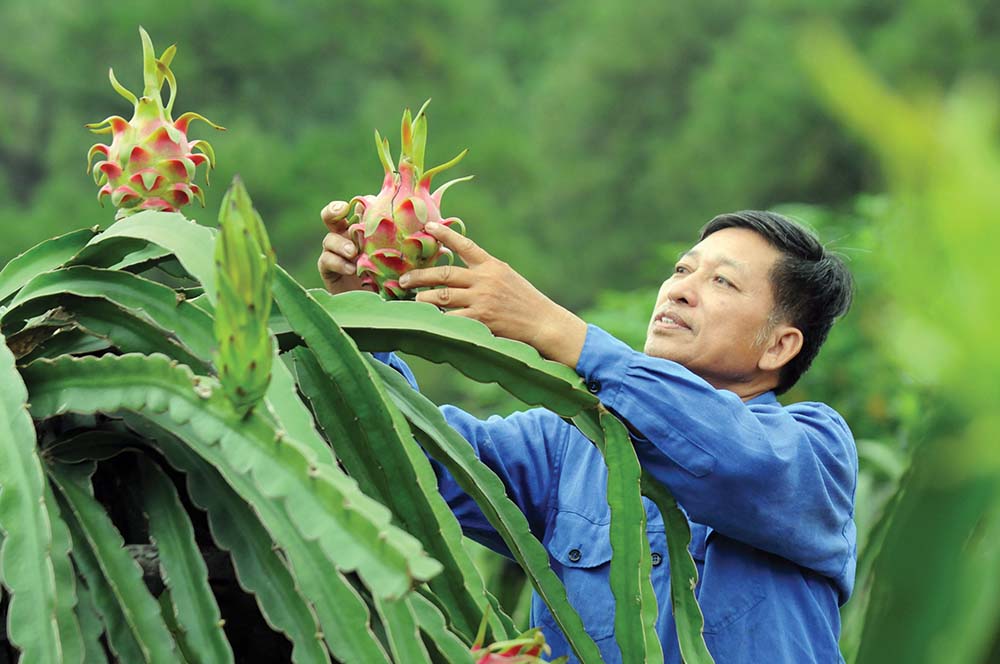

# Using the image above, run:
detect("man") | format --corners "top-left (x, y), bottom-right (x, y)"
top-left (318, 207), bottom-right (857, 663)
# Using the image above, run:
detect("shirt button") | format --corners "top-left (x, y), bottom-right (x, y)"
top-left (587, 379), bottom-right (601, 394)
top-left (651, 552), bottom-right (663, 567)
top-left (568, 548), bottom-right (582, 563)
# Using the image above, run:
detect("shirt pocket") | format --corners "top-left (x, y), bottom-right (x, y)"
top-left (694, 533), bottom-right (767, 635)
top-left (543, 510), bottom-right (616, 641)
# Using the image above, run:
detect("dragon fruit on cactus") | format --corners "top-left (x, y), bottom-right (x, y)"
top-left (469, 608), bottom-right (566, 663)
top-left (470, 627), bottom-right (566, 663)
top-left (86, 27), bottom-right (224, 219)
top-left (347, 100), bottom-right (472, 299)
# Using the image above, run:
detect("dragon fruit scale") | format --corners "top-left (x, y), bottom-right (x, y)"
top-left (347, 100), bottom-right (472, 299)
top-left (86, 27), bottom-right (224, 220)
top-left (469, 607), bottom-right (566, 664)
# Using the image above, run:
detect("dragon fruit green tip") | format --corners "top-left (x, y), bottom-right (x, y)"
top-left (346, 100), bottom-right (473, 300)
top-left (86, 26), bottom-right (225, 220)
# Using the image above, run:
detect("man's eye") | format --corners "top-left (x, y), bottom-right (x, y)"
top-left (674, 265), bottom-right (689, 274)
top-left (714, 275), bottom-right (733, 287)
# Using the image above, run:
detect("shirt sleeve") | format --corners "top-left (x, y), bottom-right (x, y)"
top-left (371, 351), bottom-right (567, 557)
top-left (371, 351), bottom-right (420, 390)
top-left (575, 325), bottom-right (857, 588)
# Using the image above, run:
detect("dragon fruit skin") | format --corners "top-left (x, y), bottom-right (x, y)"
top-left (469, 623), bottom-right (566, 664)
top-left (86, 27), bottom-right (223, 219)
top-left (348, 100), bottom-right (472, 299)
top-left (473, 643), bottom-right (545, 663)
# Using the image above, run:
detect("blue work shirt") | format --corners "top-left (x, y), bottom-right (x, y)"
top-left (383, 325), bottom-right (857, 663)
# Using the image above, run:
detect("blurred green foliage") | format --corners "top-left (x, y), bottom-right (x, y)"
top-left (3, 1), bottom-right (999, 658)
top-left (802, 24), bottom-right (1000, 663)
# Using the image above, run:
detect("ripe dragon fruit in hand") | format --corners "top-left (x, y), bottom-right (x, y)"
top-left (347, 100), bottom-right (472, 299)
top-left (86, 27), bottom-right (224, 219)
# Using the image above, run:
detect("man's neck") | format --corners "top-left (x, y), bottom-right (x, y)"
top-left (705, 373), bottom-right (777, 402)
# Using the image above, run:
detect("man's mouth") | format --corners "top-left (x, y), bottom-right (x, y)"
top-left (652, 310), bottom-right (692, 331)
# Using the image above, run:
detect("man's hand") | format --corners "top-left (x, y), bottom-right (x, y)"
top-left (317, 200), bottom-right (369, 295)
top-left (400, 222), bottom-right (588, 368)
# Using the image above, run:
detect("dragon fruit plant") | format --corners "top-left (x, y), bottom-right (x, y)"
top-left (86, 27), bottom-right (223, 219)
top-left (346, 100), bottom-right (473, 299)
top-left (0, 25), bottom-right (710, 664)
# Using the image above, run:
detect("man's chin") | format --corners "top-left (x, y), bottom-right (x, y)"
top-left (644, 338), bottom-right (677, 361)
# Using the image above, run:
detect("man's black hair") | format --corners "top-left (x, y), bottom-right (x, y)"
top-left (699, 210), bottom-right (853, 395)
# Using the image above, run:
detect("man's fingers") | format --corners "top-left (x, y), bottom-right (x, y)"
top-left (443, 308), bottom-right (477, 320)
top-left (424, 222), bottom-right (490, 266)
top-left (322, 232), bottom-right (357, 259)
top-left (401, 264), bottom-right (473, 289)
top-left (318, 249), bottom-right (356, 277)
top-left (321, 200), bottom-right (352, 232)
top-left (415, 286), bottom-right (472, 310)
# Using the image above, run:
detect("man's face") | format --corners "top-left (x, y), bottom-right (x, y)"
top-left (644, 227), bottom-right (785, 393)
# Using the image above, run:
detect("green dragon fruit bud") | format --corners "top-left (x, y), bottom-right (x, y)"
top-left (347, 100), bottom-right (473, 299)
top-left (213, 176), bottom-right (275, 418)
top-left (86, 27), bottom-right (224, 220)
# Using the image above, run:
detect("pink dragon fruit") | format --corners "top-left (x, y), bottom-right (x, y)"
top-left (86, 27), bottom-right (224, 219)
top-left (347, 100), bottom-right (472, 299)
top-left (469, 609), bottom-right (566, 663)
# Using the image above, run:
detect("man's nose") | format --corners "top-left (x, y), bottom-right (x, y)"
top-left (665, 276), bottom-right (698, 306)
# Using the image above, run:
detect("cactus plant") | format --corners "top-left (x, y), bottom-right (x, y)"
top-left (0, 26), bottom-right (710, 664)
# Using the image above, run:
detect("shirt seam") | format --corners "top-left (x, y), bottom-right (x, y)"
top-left (544, 423), bottom-right (569, 534)
top-left (836, 435), bottom-right (860, 582)
top-left (599, 345), bottom-right (630, 413)
top-left (552, 507), bottom-right (611, 527)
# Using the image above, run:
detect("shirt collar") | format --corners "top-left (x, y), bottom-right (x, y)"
top-left (747, 390), bottom-right (778, 405)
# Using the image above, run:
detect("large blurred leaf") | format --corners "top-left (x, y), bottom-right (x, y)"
top-left (801, 25), bottom-right (1000, 664)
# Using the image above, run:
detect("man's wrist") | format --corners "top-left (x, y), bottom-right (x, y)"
top-left (531, 306), bottom-right (588, 368)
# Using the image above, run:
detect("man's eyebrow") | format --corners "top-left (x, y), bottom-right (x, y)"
top-left (676, 249), bottom-right (748, 273)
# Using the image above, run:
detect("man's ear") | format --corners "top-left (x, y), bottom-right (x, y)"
top-left (758, 325), bottom-right (803, 373)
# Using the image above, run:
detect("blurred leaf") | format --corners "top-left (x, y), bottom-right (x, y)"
top-left (801, 23), bottom-right (1000, 664)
